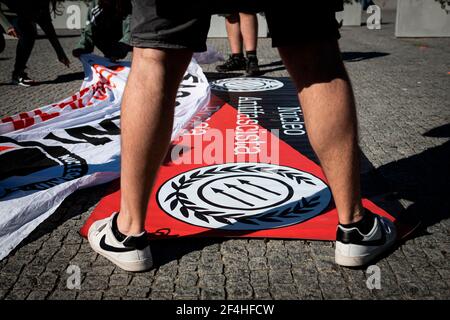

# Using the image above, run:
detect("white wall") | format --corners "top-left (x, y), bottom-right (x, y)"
top-left (396, 0), bottom-right (450, 37)
top-left (207, 14), bottom-right (268, 38)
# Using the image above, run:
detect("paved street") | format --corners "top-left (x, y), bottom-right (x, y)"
top-left (0, 10), bottom-right (449, 300)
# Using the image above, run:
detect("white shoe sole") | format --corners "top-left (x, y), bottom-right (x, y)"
top-left (335, 229), bottom-right (397, 267)
top-left (13, 81), bottom-right (31, 87)
top-left (88, 227), bottom-right (153, 272)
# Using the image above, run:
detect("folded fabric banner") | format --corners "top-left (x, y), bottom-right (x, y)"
top-left (0, 54), bottom-right (210, 260)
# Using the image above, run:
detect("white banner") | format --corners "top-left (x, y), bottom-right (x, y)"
top-left (0, 54), bottom-right (210, 260)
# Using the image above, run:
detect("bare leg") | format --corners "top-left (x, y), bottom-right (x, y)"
top-left (118, 48), bottom-right (193, 235)
top-left (239, 12), bottom-right (258, 52)
top-left (225, 14), bottom-right (243, 54)
top-left (278, 40), bottom-right (364, 224)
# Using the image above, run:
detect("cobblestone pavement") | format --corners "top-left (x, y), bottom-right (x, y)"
top-left (0, 10), bottom-right (449, 300)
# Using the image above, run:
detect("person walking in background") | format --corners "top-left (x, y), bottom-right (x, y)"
top-left (216, 12), bottom-right (260, 76)
top-left (72, 0), bottom-right (132, 61)
top-left (361, 0), bottom-right (376, 10)
top-left (0, 0), bottom-right (70, 87)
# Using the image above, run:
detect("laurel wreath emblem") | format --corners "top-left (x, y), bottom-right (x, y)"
top-left (163, 165), bottom-right (321, 226)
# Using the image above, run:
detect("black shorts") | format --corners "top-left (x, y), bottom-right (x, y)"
top-left (130, 0), bottom-right (343, 52)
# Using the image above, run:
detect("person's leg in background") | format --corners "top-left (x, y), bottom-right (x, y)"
top-left (0, 30), bottom-right (5, 54)
top-left (216, 13), bottom-right (247, 73)
top-left (12, 15), bottom-right (36, 86)
top-left (239, 12), bottom-right (260, 76)
top-left (266, 4), bottom-right (396, 267)
top-left (225, 13), bottom-right (243, 55)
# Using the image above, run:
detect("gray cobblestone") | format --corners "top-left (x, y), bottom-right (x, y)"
top-left (27, 290), bottom-right (50, 300)
top-left (102, 286), bottom-right (127, 299)
top-left (152, 276), bottom-right (174, 292)
top-left (199, 274), bottom-right (225, 288)
top-left (226, 282), bottom-right (253, 300)
top-left (5, 289), bottom-right (31, 300)
top-left (130, 275), bottom-right (153, 287)
top-left (126, 286), bottom-right (150, 298)
top-left (0, 274), bottom-right (17, 290)
top-left (81, 275), bottom-right (109, 291)
top-left (77, 290), bottom-right (103, 300)
top-left (109, 273), bottom-right (132, 287)
top-left (149, 291), bottom-right (173, 300)
top-left (48, 290), bottom-right (78, 300)
top-left (201, 287), bottom-right (226, 300)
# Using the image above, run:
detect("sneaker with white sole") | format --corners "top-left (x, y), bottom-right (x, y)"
top-left (12, 72), bottom-right (36, 87)
top-left (88, 212), bottom-right (153, 272)
top-left (335, 211), bottom-right (397, 267)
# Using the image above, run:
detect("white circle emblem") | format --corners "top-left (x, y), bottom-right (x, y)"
top-left (157, 163), bottom-right (331, 230)
top-left (210, 78), bottom-right (284, 92)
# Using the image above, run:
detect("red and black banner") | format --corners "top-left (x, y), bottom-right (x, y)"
top-left (81, 76), bottom-right (410, 240)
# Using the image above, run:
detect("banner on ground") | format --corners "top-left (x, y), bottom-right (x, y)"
top-left (81, 76), bottom-right (399, 241)
top-left (0, 54), bottom-right (210, 260)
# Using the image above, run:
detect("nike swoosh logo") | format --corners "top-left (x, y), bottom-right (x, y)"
top-left (99, 235), bottom-right (135, 253)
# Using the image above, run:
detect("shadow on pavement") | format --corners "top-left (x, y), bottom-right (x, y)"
top-left (0, 71), bottom-right (84, 86)
top-left (9, 182), bottom-right (114, 254)
top-left (259, 60), bottom-right (283, 68)
top-left (206, 52), bottom-right (389, 78)
top-left (204, 71), bottom-right (245, 79)
top-left (37, 71), bottom-right (85, 85)
top-left (364, 123), bottom-right (450, 238)
top-left (342, 51), bottom-right (390, 62)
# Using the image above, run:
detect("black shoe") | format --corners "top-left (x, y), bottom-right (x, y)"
top-left (216, 55), bottom-right (247, 72)
top-left (246, 56), bottom-right (260, 76)
top-left (12, 73), bottom-right (36, 87)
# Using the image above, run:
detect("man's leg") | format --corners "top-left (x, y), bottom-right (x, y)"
top-left (216, 14), bottom-right (247, 72)
top-left (225, 13), bottom-right (243, 54)
top-left (118, 47), bottom-right (193, 235)
top-left (278, 40), bottom-right (396, 267)
top-left (87, 0), bottom-right (210, 272)
top-left (13, 17), bottom-right (36, 83)
top-left (238, 12), bottom-right (257, 52)
top-left (87, 47), bottom-right (192, 272)
top-left (239, 12), bottom-right (259, 76)
top-left (278, 40), bottom-right (363, 225)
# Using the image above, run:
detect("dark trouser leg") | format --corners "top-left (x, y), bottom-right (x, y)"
top-left (13, 17), bottom-right (36, 76)
top-left (0, 32), bottom-right (5, 54)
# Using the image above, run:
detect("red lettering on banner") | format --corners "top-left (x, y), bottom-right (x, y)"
top-left (40, 112), bottom-right (60, 121)
top-left (3, 64), bottom-right (124, 131)
top-left (77, 98), bottom-right (85, 109)
top-left (13, 117), bottom-right (35, 130)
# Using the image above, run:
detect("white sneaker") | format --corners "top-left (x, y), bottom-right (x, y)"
top-left (88, 212), bottom-right (153, 272)
top-left (335, 212), bottom-right (397, 267)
